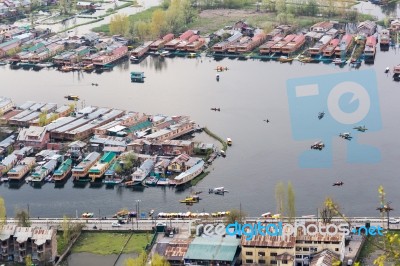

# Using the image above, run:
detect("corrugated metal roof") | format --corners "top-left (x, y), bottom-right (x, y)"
top-left (184, 236), bottom-right (240, 261)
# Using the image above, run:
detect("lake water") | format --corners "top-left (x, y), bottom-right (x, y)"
top-left (1, 42), bottom-right (400, 219)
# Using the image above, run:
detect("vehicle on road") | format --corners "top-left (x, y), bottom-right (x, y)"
top-left (389, 218), bottom-right (400, 224)
top-left (112, 222), bottom-right (121, 227)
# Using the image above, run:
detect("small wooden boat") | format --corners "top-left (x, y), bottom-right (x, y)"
top-left (216, 66), bottom-right (228, 72)
top-left (64, 95), bottom-right (79, 101)
top-left (278, 56), bottom-right (293, 63)
top-left (216, 74), bottom-right (220, 81)
top-left (0, 61), bottom-right (8, 66)
top-left (210, 108), bottom-right (220, 111)
top-left (227, 138), bottom-right (232, 146)
top-left (180, 196), bottom-right (200, 204)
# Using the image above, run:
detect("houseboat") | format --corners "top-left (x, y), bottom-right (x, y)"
top-left (281, 34), bottom-right (305, 55)
top-left (308, 35), bottom-right (332, 55)
top-left (103, 160), bottom-right (123, 185)
top-left (131, 72), bottom-right (145, 83)
top-left (271, 34), bottom-right (296, 53)
top-left (88, 152), bottom-right (117, 182)
top-left (364, 36), bottom-right (377, 59)
top-left (322, 39), bottom-right (340, 57)
top-left (53, 158), bottom-right (72, 183)
top-left (334, 34), bottom-right (353, 57)
top-left (380, 29), bottom-right (390, 47)
top-left (130, 41), bottom-right (153, 63)
top-left (212, 32), bottom-right (243, 53)
top-left (164, 39), bottom-right (182, 51)
top-left (7, 157), bottom-right (36, 183)
top-left (227, 36), bottom-right (251, 53)
top-left (72, 152), bottom-right (101, 181)
top-left (177, 35), bottom-right (199, 51)
top-left (92, 46), bottom-right (128, 66)
top-left (174, 160), bottom-right (205, 186)
top-left (237, 33), bottom-right (267, 53)
top-left (130, 159), bottom-right (154, 186)
top-left (150, 34), bottom-right (174, 51)
top-left (30, 159), bottom-right (58, 185)
top-left (259, 35), bottom-right (283, 54)
top-left (186, 38), bottom-right (205, 52)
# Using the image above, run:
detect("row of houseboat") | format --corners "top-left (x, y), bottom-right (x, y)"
top-left (130, 30), bottom-right (205, 63)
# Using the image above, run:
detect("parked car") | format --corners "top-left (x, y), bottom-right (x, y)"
top-left (156, 222), bottom-right (167, 227)
top-left (389, 218), bottom-right (400, 224)
top-left (111, 222), bottom-right (121, 227)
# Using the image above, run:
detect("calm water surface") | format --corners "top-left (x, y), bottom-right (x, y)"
top-left (0, 45), bottom-right (400, 218)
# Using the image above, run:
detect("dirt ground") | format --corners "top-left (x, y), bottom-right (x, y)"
top-left (199, 8), bottom-right (263, 19)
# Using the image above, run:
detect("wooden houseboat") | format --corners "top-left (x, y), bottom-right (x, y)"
top-left (88, 152), bottom-right (116, 182)
top-left (82, 53), bottom-right (101, 66)
top-left (7, 157), bottom-right (36, 183)
top-left (334, 34), bottom-right (353, 57)
top-left (237, 33), bottom-right (267, 53)
top-left (271, 34), bottom-right (296, 53)
top-left (308, 35), bottom-right (332, 55)
top-left (72, 152), bottom-right (101, 181)
top-left (150, 34), bottom-right (174, 51)
top-left (174, 160), bottom-right (205, 186)
top-left (53, 158), bottom-right (72, 182)
top-left (103, 160), bottom-right (123, 185)
top-left (165, 30), bottom-right (194, 51)
top-left (130, 41), bottom-right (153, 62)
top-left (212, 32), bottom-right (242, 53)
top-left (186, 38), bottom-right (205, 52)
top-left (364, 36), bottom-right (377, 58)
top-left (281, 34), bottom-right (305, 54)
top-left (177, 35), bottom-right (199, 51)
top-left (380, 29), bottom-right (390, 47)
top-left (259, 35), bottom-right (283, 54)
top-left (30, 159), bottom-right (58, 185)
top-left (92, 46), bottom-right (128, 66)
top-left (322, 39), bottom-right (340, 57)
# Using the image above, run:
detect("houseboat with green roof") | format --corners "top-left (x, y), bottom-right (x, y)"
top-left (72, 152), bottom-right (101, 182)
top-left (103, 160), bottom-right (124, 185)
top-left (53, 158), bottom-right (72, 183)
top-left (131, 72), bottom-right (145, 83)
top-left (88, 152), bottom-right (117, 182)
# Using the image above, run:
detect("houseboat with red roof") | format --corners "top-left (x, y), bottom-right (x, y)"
top-left (259, 35), bottom-right (283, 54)
top-left (177, 35), bottom-right (199, 51)
top-left (212, 32), bottom-right (242, 53)
top-left (130, 41), bottom-right (153, 62)
top-left (150, 34), bottom-right (174, 51)
top-left (271, 34), bottom-right (296, 53)
top-left (334, 34), bottom-right (353, 57)
top-left (322, 39), bottom-right (340, 57)
top-left (92, 46), bottom-right (128, 66)
top-left (364, 36), bottom-right (377, 58)
top-left (186, 38), bottom-right (205, 52)
top-left (227, 36), bottom-right (251, 53)
top-left (281, 34), bottom-right (305, 54)
top-left (309, 35), bottom-right (332, 55)
top-left (237, 33), bottom-right (267, 53)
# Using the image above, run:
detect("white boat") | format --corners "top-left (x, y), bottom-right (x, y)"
top-left (160, 51), bottom-right (170, 57)
top-left (227, 138), bottom-right (232, 146)
top-left (0, 177), bottom-right (9, 182)
top-left (209, 186), bottom-right (229, 194)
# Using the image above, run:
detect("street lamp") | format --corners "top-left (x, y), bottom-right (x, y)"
top-left (377, 201), bottom-right (394, 230)
top-left (136, 200), bottom-right (141, 230)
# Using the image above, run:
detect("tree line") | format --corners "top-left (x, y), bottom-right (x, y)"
top-left (109, 0), bottom-right (197, 40)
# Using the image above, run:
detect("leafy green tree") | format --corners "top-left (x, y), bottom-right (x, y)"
top-left (124, 251), bottom-right (147, 266)
top-left (25, 254), bottom-right (32, 266)
top-left (287, 181), bottom-right (295, 222)
top-left (38, 110), bottom-right (48, 126)
top-left (0, 197), bottom-right (6, 227)
top-left (151, 9), bottom-right (167, 38)
top-left (225, 209), bottom-right (246, 224)
top-left (275, 0), bottom-right (286, 14)
top-left (275, 182), bottom-right (286, 215)
top-left (134, 21), bottom-right (151, 41)
top-left (151, 253), bottom-right (171, 266)
top-left (15, 209), bottom-right (30, 227)
top-left (110, 14), bottom-right (130, 37)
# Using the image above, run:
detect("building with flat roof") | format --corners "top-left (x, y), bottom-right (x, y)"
top-left (184, 236), bottom-right (241, 265)
top-left (16, 126), bottom-right (49, 150)
top-left (0, 97), bottom-right (14, 114)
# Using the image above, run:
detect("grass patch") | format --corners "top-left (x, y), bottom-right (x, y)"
top-left (357, 234), bottom-right (384, 263)
top-left (93, 6), bottom-right (160, 34)
top-left (203, 127), bottom-right (228, 151)
top-left (191, 171), bottom-right (210, 186)
top-left (71, 232), bottom-right (150, 255)
top-left (57, 233), bottom-right (68, 255)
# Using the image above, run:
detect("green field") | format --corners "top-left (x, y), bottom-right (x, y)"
top-left (71, 232), bottom-right (150, 255)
